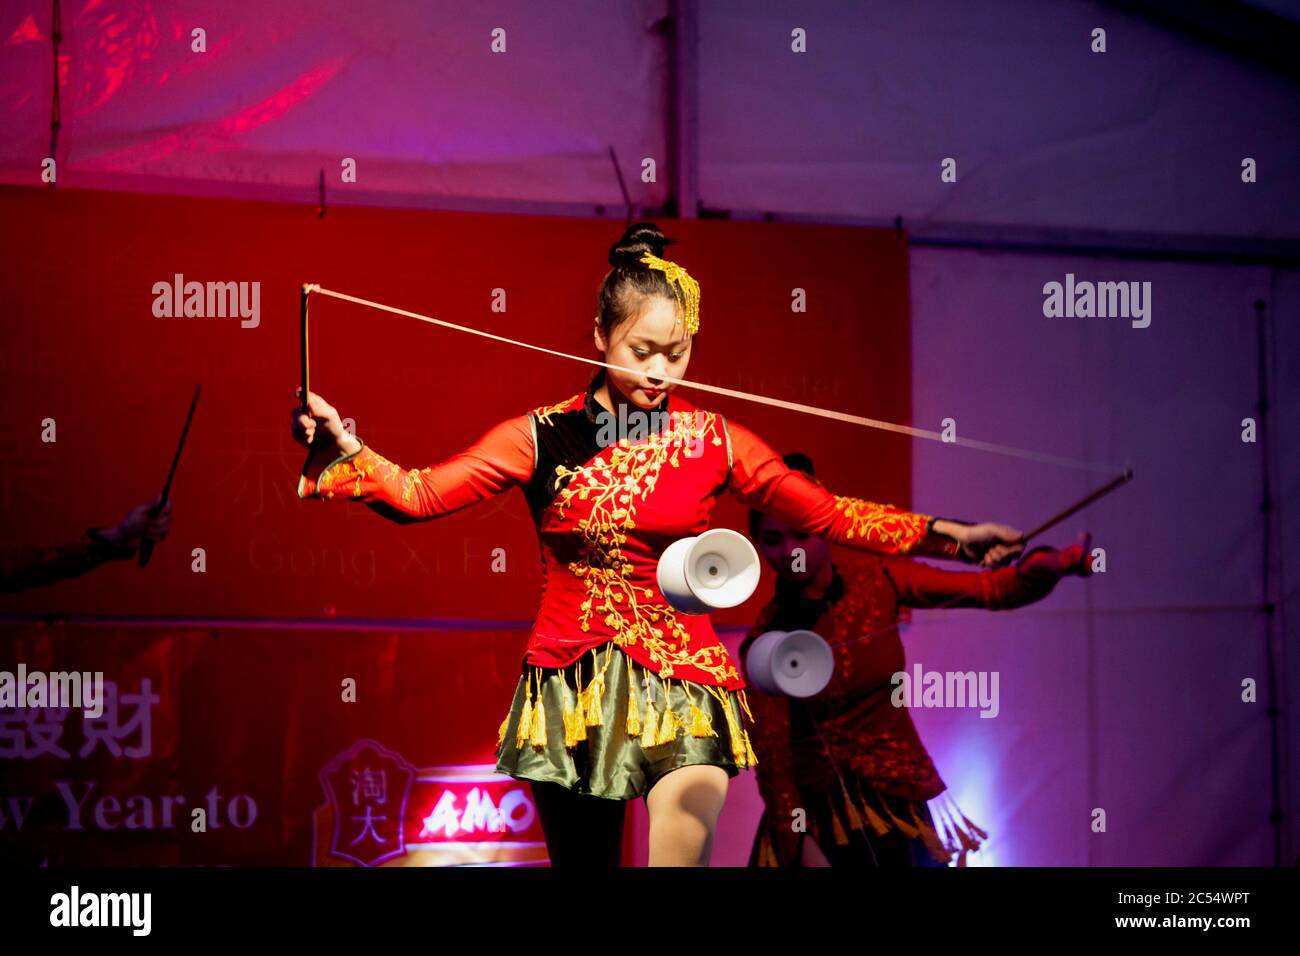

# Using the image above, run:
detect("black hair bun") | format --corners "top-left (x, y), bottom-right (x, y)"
top-left (609, 221), bottom-right (674, 267)
top-left (783, 452), bottom-right (815, 476)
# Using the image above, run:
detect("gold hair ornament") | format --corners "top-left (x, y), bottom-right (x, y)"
top-left (639, 252), bottom-right (700, 335)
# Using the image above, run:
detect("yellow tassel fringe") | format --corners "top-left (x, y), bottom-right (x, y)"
top-left (562, 659), bottom-right (586, 747)
top-left (789, 785), bottom-right (987, 866)
top-left (686, 683), bottom-right (717, 738)
top-left (829, 804), bottom-right (850, 845)
top-left (502, 650), bottom-right (757, 768)
top-left (515, 671), bottom-right (533, 750)
top-left (582, 653), bottom-right (606, 727)
top-left (528, 668), bottom-right (548, 747)
top-left (625, 654), bottom-right (642, 736)
top-left (655, 681), bottom-right (681, 745)
top-left (639, 692), bottom-right (660, 748)
top-left (840, 782), bottom-right (866, 832)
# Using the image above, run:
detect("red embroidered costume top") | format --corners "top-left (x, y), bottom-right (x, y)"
top-left (298, 383), bottom-right (963, 691)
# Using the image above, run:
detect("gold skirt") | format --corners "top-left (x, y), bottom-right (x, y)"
top-left (494, 643), bottom-right (758, 800)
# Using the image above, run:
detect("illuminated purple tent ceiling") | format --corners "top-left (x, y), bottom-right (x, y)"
top-left (2, 0), bottom-right (1298, 238)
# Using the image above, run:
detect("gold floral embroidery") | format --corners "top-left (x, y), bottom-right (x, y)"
top-left (832, 496), bottom-right (929, 551)
top-left (315, 448), bottom-right (374, 497)
top-left (316, 448), bottom-right (442, 511)
top-left (551, 409), bottom-right (736, 684)
top-left (529, 394), bottom-right (582, 427)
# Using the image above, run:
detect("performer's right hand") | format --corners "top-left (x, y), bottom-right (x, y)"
top-left (292, 388), bottom-right (361, 456)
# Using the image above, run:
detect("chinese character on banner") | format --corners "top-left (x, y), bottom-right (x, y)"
top-left (320, 739), bottom-right (414, 867)
top-left (208, 421), bottom-right (301, 517)
top-left (80, 679), bottom-right (159, 759)
top-left (0, 706), bottom-right (73, 760)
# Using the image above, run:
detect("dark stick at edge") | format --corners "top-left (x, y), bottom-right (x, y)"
top-left (139, 383), bottom-right (201, 568)
top-left (300, 284), bottom-right (312, 413)
top-left (1020, 466), bottom-right (1134, 544)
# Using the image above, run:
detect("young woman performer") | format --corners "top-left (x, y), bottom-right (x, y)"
top-left (743, 453), bottom-right (1092, 867)
top-left (290, 222), bottom-right (1025, 867)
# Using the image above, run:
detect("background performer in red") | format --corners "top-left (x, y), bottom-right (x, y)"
top-left (743, 453), bottom-right (1092, 866)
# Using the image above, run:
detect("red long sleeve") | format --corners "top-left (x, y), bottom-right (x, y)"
top-left (297, 416), bottom-right (534, 521)
top-left (725, 420), bottom-right (961, 558)
top-left (883, 553), bottom-right (1066, 610)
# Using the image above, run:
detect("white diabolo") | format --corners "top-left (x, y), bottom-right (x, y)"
top-left (656, 528), bottom-right (761, 615)
top-left (744, 629), bottom-right (834, 698)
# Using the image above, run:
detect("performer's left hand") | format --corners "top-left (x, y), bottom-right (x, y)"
top-left (951, 522), bottom-right (1023, 567)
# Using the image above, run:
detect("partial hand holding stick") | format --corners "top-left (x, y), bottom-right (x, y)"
top-left (292, 388), bottom-right (362, 494)
top-left (301, 283), bottom-right (320, 417)
top-left (139, 384), bottom-right (201, 568)
top-left (935, 520), bottom-right (1025, 568)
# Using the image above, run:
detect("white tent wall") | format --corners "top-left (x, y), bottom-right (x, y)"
top-left (1275, 267), bottom-right (1299, 867)
top-left (907, 248), bottom-right (1284, 865)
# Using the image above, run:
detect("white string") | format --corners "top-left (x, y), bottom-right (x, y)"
top-left (307, 286), bottom-right (1118, 475)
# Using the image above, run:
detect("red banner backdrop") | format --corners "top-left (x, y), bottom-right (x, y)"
top-left (0, 186), bottom-right (913, 864)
